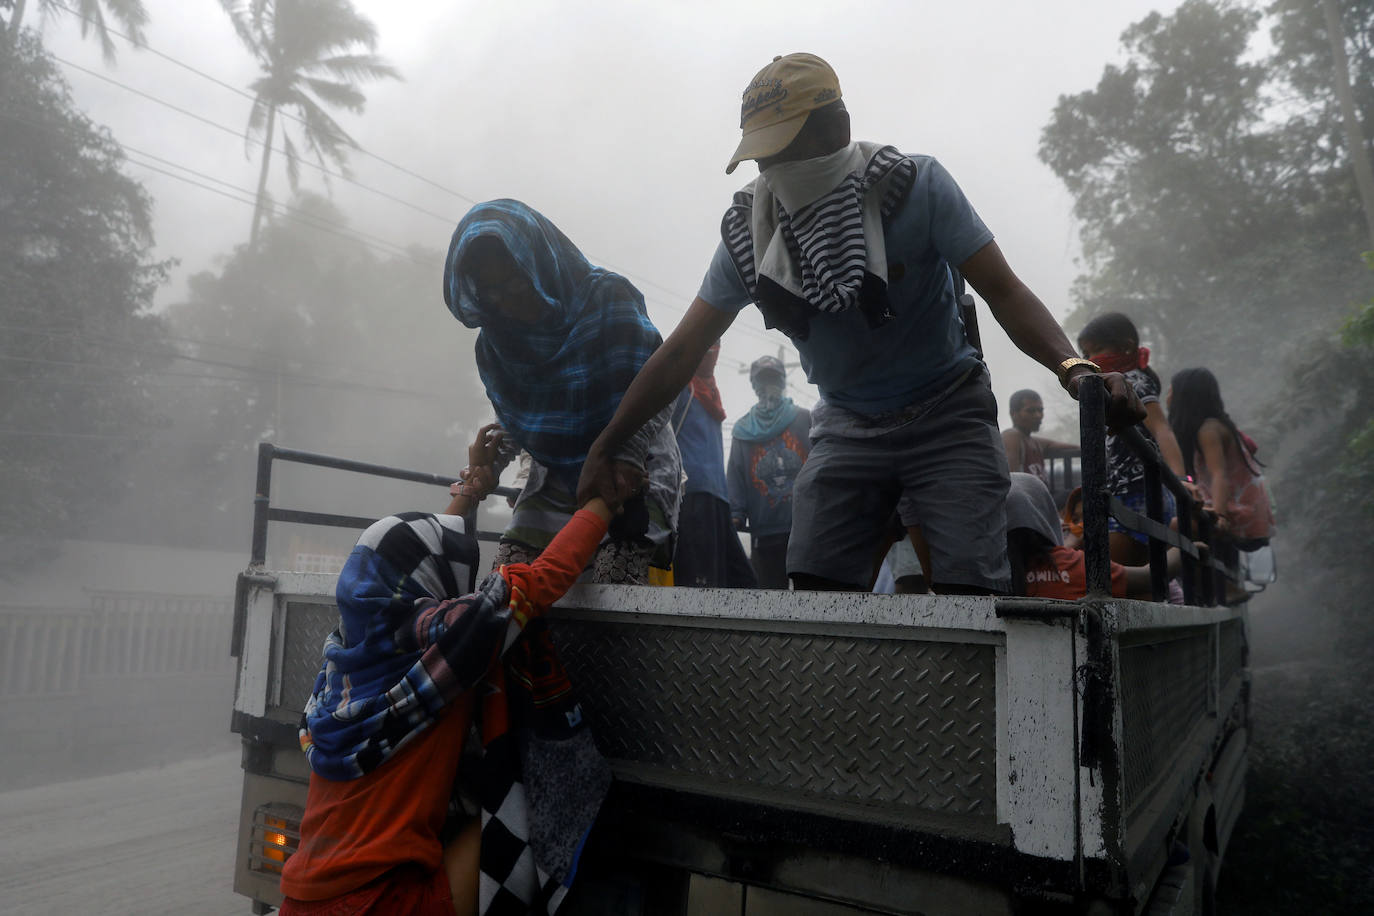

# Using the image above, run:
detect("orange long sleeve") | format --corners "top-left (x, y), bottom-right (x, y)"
top-left (501, 509), bottom-right (609, 609)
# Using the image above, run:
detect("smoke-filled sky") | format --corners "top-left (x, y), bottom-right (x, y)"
top-left (45, 0), bottom-right (1186, 428)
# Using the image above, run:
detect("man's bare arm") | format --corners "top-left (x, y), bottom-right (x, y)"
top-left (958, 241), bottom-right (1145, 429)
top-left (1002, 428), bottom-right (1025, 472)
top-left (960, 242), bottom-right (1078, 372)
top-left (1038, 437), bottom-right (1081, 455)
top-left (1142, 401), bottom-right (1188, 480)
top-left (577, 297), bottom-right (737, 504)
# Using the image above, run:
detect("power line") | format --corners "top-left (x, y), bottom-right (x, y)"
top-left (47, 42), bottom-right (795, 353)
top-left (121, 148), bottom-right (422, 260)
top-left (2, 321), bottom-right (334, 378)
top-left (787, 382), bottom-right (818, 408)
top-left (0, 373), bottom-right (250, 389)
top-left (2, 331), bottom-right (276, 376)
top-left (0, 428), bottom-right (241, 445)
top-left (51, 54), bottom-right (458, 228)
top-left (3, 318), bottom-right (802, 408)
top-left (0, 368), bottom-right (424, 396)
top-left (0, 353), bottom-right (443, 400)
top-left (0, 429), bottom-right (158, 441)
top-left (48, 0), bottom-right (481, 208)
top-left (0, 105), bottom-right (431, 268)
top-left (0, 193), bottom-right (777, 408)
top-left (35, 34), bottom-right (796, 365)
top-left (0, 317), bottom-right (455, 389)
top-left (123, 154), bottom-right (421, 263)
top-left (0, 306), bottom-right (469, 389)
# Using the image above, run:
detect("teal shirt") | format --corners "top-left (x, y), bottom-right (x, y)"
top-left (698, 155), bottom-right (992, 415)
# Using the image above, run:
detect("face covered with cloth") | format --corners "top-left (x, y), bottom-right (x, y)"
top-left (442, 199), bottom-right (663, 478)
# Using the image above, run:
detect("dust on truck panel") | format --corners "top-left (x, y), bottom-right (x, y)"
top-left (545, 585), bottom-right (1245, 914)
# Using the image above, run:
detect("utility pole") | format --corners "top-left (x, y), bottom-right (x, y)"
top-left (249, 105), bottom-right (278, 248)
top-left (736, 344), bottom-right (802, 375)
top-left (1322, 0), bottom-right (1374, 250)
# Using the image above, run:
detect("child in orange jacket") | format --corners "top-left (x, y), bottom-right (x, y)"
top-left (281, 441), bottom-right (641, 916)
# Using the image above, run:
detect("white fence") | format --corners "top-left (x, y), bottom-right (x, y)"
top-left (0, 592), bottom-right (233, 698)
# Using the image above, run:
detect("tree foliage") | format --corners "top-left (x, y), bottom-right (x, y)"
top-left (1269, 0), bottom-right (1374, 178)
top-left (216, 0), bottom-right (398, 244)
top-left (1039, 0), bottom-right (1372, 412)
top-left (3, 0), bottom-right (149, 63)
top-left (0, 33), bottom-right (169, 572)
top-left (119, 196), bottom-right (485, 553)
top-left (1264, 253), bottom-right (1374, 623)
top-left (1042, 0), bottom-right (1374, 643)
top-left (1047, 8), bottom-right (1374, 899)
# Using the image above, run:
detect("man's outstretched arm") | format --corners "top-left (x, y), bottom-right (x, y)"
top-left (958, 241), bottom-right (1145, 429)
top-left (1039, 438), bottom-right (1081, 455)
top-left (577, 297), bottom-right (737, 505)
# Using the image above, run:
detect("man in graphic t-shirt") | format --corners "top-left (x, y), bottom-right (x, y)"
top-left (579, 53), bottom-right (1143, 593)
top-left (728, 355), bottom-right (811, 588)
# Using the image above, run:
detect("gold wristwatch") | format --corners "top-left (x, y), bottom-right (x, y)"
top-left (1057, 357), bottom-right (1101, 391)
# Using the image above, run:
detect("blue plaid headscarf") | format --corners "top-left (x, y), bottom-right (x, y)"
top-left (299, 512), bottom-right (504, 780)
top-left (443, 199), bottom-right (662, 473)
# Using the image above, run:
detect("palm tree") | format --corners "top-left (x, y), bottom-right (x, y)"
top-left (217, 0), bottom-right (398, 246)
top-left (4, 0), bottom-right (148, 62)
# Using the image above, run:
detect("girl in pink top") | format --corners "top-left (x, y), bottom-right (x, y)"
top-left (1168, 368), bottom-right (1275, 548)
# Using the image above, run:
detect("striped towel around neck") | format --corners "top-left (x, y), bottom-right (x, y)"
top-left (721, 141), bottom-right (916, 340)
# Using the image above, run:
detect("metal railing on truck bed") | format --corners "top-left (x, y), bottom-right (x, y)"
top-left (1071, 376), bottom-right (1252, 911)
top-left (230, 443), bottom-right (517, 661)
top-left (1076, 375), bottom-right (1244, 606)
top-left (229, 380), bottom-right (1250, 915)
top-left (247, 443), bottom-right (519, 563)
top-left (233, 560), bottom-right (1247, 914)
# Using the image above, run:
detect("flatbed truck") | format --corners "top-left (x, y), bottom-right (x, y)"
top-left (228, 377), bottom-right (1248, 914)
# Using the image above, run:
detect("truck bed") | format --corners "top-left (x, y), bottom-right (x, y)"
top-left (230, 576), bottom-right (1248, 914)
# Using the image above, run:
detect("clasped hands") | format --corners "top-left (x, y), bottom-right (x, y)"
top-left (460, 423), bottom-right (645, 512)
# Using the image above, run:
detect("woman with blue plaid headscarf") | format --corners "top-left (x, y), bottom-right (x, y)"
top-left (443, 200), bottom-right (682, 582)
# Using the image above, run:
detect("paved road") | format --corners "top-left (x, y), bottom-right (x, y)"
top-left (0, 752), bottom-right (249, 915)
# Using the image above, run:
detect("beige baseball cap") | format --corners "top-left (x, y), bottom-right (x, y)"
top-left (726, 53), bottom-right (842, 175)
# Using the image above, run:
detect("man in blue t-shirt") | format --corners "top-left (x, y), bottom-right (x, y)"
top-left (579, 52), bottom-right (1143, 593)
top-left (671, 342), bottom-right (757, 588)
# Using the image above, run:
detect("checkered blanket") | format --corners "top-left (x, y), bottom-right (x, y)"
top-left (444, 199), bottom-right (663, 476)
top-left (300, 512), bottom-right (610, 914)
top-left (300, 513), bottom-right (487, 779)
top-left (474, 609), bottom-right (611, 914)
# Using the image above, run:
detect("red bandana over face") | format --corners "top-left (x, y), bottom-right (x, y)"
top-left (1087, 346), bottom-right (1150, 375)
top-left (689, 342), bottom-right (726, 422)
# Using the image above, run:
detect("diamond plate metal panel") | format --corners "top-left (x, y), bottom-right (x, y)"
top-left (274, 601), bottom-right (338, 716)
top-left (1119, 631), bottom-right (1211, 810)
top-left (551, 620), bottom-right (996, 824)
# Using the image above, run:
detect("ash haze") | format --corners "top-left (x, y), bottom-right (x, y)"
top-left (10, 2), bottom-right (1374, 909)
top-left (44, 0), bottom-right (1187, 423)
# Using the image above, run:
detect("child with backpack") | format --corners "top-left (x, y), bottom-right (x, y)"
top-left (1167, 367), bottom-right (1275, 549)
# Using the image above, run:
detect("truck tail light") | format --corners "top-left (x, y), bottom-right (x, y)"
top-left (250, 803), bottom-right (303, 875)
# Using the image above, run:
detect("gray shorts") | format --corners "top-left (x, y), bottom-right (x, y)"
top-left (787, 369), bottom-right (1011, 591)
